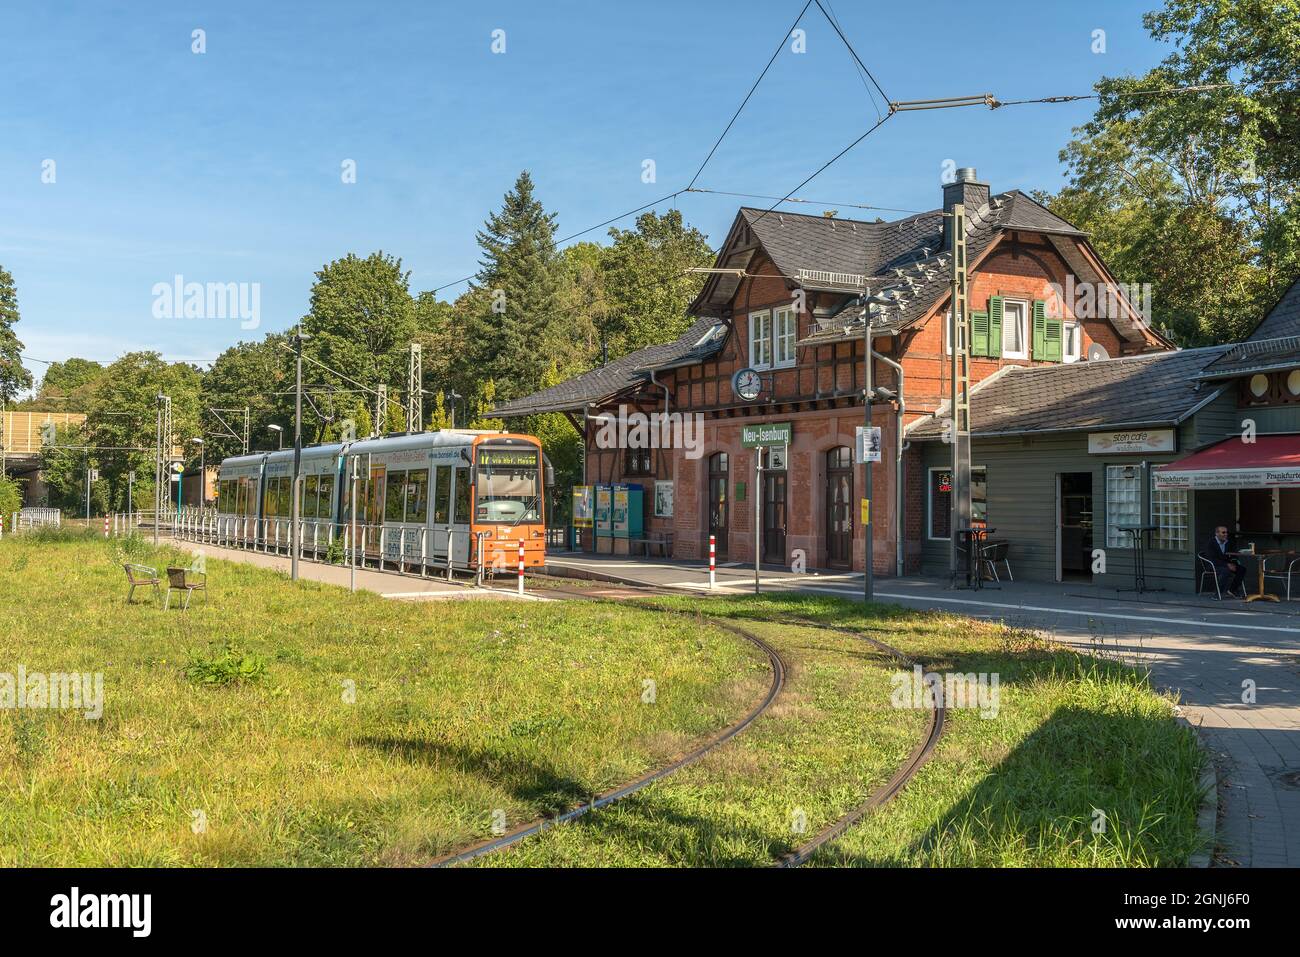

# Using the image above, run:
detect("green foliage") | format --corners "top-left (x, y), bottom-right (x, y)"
top-left (598, 209), bottom-right (713, 358)
top-left (200, 337), bottom-right (290, 455)
top-left (0, 265), bottom-right (33, 403)
top-left (185, 640), bottom-right (269, 687)
top-left (0, 474), bottom-right (23, 517)
top-left (1040, 0), bottom-right (1300, 345)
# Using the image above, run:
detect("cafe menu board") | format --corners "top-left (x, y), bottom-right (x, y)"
top-left (572, 485), bottom-right (593, 528)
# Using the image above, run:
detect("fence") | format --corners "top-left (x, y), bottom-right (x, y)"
top-left (6, 507), bottom-right (63, 534)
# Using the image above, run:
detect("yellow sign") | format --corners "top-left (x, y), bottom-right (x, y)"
top-left (860, 498), bottom-right (870, 525)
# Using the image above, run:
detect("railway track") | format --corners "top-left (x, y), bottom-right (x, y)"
top-left (433, 574), bottom-right (946, 868)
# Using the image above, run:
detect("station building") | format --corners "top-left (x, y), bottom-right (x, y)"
top-left (496, 170), bottom-right (1300, 593)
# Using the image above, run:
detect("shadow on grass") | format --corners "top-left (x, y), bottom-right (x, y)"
top-left (356, 736), bottom-right (590, 815)
top-left (812, 702), bottom-right (1204, 868)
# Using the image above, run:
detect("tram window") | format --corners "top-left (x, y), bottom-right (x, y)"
top-left (303, 474), bottom-right (319, 518)
top-left (475, 448), bottom-right (541, 523)
top-left (318, 475), bottom-right (335, 519)
top-left (405, 469), bottom-right (429, 524)
top-left (452, 468), bottom-right (471, 524)
top-left (262, 478), bottom-right (277, 517)
top-left (385, 470), bottom-right (408, 522)
top-left (433, 466), bottom-right (451, 524)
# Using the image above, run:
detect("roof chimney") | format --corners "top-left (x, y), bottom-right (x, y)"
top-left (942, 167), bottom-right (990, 248)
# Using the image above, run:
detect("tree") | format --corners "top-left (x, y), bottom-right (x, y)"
top-left (0, 265), bottom-right (33, 402)
top-left (598, 209), bottom-right (713, 357)
top-left (301, 251), bottom-right (417, 409)
top-left (22, 357), bottom-right (105, 410)
top-left (1039, 0), bottom-right (1299, 345)
top-left (200, 336), bottom-right (289, 459)
top-left (464, 172), bottom-right (565, 403)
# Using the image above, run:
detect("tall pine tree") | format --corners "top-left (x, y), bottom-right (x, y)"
top-left (465, 172), bottom-right (563, 403)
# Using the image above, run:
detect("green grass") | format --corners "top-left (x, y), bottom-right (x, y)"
top-left (0, 537), bottom-right (767, 865)
top-left (0, 538), bottom-right (1204, 867)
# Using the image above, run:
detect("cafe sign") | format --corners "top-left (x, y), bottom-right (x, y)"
top-left (741, 422), bottom-right (792, 449)
top-left (1087, 429), bottom-right (1176, 455)
top-left (1155, 467), bottom-right (1300, 490)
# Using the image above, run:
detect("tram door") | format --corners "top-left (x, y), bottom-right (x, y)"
top-left (365, 465), bottom-right (386, 556)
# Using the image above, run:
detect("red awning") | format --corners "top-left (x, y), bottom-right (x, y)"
top-left (1154, 434), bottom-right (1300, 489)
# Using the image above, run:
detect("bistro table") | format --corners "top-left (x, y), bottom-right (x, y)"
top-left (1230, 549), bottom-right (1282, 603)
top-left (956, 526), bottom-right (999, 591)
top-left (1117, 524), bottom-right (1164, 595)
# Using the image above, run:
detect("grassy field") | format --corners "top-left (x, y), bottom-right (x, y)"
top-left (0, 533), bottom-right (1204, 867)
top-left (497, 593), bottom-right (1202, 868)
top-left (0, 532), bottom-right (768, 865)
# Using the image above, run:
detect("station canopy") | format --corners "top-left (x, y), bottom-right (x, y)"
top-left (1154, 434), bottom-right (1300, 489)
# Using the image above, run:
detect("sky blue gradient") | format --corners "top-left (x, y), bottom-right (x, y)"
top-left (0, 0), bottom-right (1167, 375)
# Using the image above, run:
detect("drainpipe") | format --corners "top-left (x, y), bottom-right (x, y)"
top-left (648, 369), bottom-right (671, 482)
top-left (871, 346), bottom-right (909, 578)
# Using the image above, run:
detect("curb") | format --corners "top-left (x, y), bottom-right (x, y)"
top-left (1177, 715), bottom-right (1219, 868)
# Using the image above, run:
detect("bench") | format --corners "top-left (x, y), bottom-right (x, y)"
top-left (632, 533), bottom-right (674, 558)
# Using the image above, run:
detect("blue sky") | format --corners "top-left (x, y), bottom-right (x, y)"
top-left (0, 0), bottom-right (1169, 380)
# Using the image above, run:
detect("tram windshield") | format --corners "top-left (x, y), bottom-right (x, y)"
top-left (475, 447), bottom-right (541, 524)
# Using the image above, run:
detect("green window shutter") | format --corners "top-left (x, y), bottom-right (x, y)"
top-left (1031, 299), bottom-right (1047, 360)
top-left (1045, 317), bottom-right (1063, 362)
top-left (970, 311), bottom-right (989, 357)
top-left (987, 297), bottom-right (1003, 358)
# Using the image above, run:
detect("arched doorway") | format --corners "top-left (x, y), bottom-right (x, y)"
top-left (825, 446), bottom-right (853, 568)
top-left (707, 452), bottom-right (728, 559)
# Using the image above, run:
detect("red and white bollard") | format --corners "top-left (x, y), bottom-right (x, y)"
top-left (709, 534), bottom-right (716, 589)
top-left (103, 515), bottom-right (109, 538)
top-left (517, 540), bottom-right (525, 596)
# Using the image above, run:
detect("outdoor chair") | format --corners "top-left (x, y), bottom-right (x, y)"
top-left (164, 566), bottom-right (208, 611)
top-left (1264, 554), bottom-right (1300, 601)
top-left (123, 564), bottom-right (161, 604)
top-left (978, 541), bottom-right (1013, 582)
top-left (1196, 554), bottom-right (1222, 600)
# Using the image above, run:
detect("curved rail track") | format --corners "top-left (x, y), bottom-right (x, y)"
top-left (431, 587), bottom-right (785, 867)
top-left (432, 574), bottom-right (946, 867)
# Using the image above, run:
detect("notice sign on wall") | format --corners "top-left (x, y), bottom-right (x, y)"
top-left (572, 486), bottom-right (593, 527)
top-left (1087, 429), bottom-right (1175, 455)
top-left (654, 480), bottom-right (674, 518)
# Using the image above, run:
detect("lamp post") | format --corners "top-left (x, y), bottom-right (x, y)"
top-left (268, 424), bottom-right (283, 450)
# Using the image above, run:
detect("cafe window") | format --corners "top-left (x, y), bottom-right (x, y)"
top-left (1105, 465), bottom-right (1142, 548)
top-left (1281, 489), bottom-right (1300, 533)
top-left (1150, 486), bottom-right (1188, 550)
top-left (928, 466), bottom-right (987, 540)
top-left (1238, 488), bottom-right (1273, 533)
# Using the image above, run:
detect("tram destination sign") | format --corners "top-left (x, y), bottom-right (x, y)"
top-left (740, 422), bottom-right (792, 448)
top-left (478, 449), bottom-right (538, 467)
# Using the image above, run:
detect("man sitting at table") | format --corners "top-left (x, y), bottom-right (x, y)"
top-left (1202, 525), bottom-right (1247, 598)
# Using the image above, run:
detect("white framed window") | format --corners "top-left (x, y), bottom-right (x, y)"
top-left (1150, 486), bottom-right (1188, 550)
top-left (773, 307), bottom-right (796, 367)
top-left (749, 309), bottom-right (772, 369)
top-left (1105, 464), bottom-right (1142, 548)
top-left (1002, 299), bottom-right (1028, 359)
top-left (1063, 321), bottom-right (1081, 363)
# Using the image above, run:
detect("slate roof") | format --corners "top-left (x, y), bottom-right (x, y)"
top-left (907, 345), bottom-right (1232, 440)
top-left (491, 317), bottom-right (727, 416)
top-left (790, 191), bottom-right (1087, 345)
top-left (1198, 277), bottom-right (1300, 380)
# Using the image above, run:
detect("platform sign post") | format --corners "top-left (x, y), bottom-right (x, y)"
top-left (754, 446), bottom-right (763, 595)
top-left (517, 539), bottom-right (525, 595)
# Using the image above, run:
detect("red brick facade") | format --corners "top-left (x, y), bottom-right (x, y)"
top-left (578, 207), bottom-right (1166, 574)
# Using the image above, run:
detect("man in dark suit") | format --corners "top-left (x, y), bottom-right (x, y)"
top-left (1203, 525), bottom-right (1246, 598)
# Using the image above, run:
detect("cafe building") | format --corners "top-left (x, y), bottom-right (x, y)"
top-left (495, 169), bottom-right (1300, 595)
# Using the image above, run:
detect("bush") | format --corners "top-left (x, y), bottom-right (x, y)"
top-left (185, 640), bottom-right (269, 687)
top-left (0, 475), bottom-right (21, 519)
